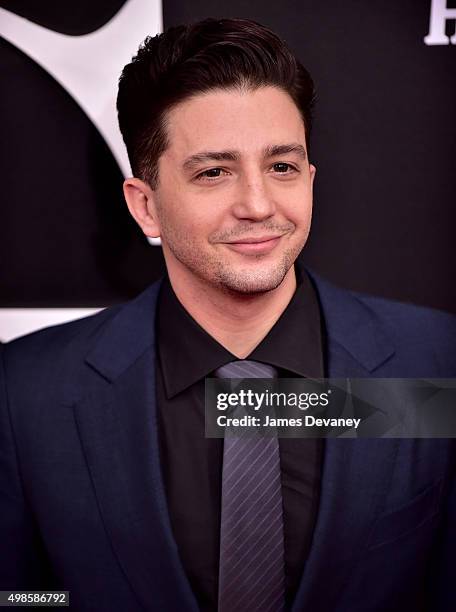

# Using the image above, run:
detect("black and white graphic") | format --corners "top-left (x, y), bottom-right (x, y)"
top-left (0, 0), bottom-right (163, 338)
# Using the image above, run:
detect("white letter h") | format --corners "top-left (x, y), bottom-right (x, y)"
top-left (425, 0), bottom-right (456, 45)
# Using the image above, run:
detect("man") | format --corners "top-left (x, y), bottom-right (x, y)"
top-left (1, 18), bottom-right (455, 612)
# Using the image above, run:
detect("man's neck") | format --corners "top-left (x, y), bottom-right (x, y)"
top-left (167, 266), bottom-right (297, 359)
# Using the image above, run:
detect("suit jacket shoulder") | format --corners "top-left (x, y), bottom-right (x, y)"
top-left (2, 280), bottom-right (163, 405)
top-left (307, 270), bottom-right (456, 377)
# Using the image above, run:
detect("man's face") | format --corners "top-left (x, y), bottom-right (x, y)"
top-left (151, 86), bottom-right (315, 294)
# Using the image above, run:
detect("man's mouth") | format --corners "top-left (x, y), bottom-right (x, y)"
top-left (225, 235), bottom-right (283, 244)
top-left (222, 235), bottom-right (283, 254)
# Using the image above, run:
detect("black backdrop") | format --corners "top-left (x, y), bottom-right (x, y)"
top-left (1, 1), bottom-right (455, 312)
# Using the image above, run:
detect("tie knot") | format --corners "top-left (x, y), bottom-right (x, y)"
top-left (214, 360), bottom-right (277, 379)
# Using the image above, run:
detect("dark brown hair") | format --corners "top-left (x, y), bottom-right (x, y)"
top-left (117, 18), bottom-right (315, 188)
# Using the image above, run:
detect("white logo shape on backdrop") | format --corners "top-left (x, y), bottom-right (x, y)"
top-left (0, 0), bottom-right (162, 245)
top-left (0, 0), bottom-right (163, 340)
top-left (425, 0), bottom-right (456, 45)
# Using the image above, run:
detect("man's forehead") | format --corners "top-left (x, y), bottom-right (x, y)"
top-left (163, 86), bottom-right (306, 161)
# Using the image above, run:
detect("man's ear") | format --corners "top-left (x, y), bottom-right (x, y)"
top-left (123, 177), bottom-right (161, 238)
top-left (309, 163), bottom-right (316, 192)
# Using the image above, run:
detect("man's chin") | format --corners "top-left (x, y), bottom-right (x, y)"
top-left (213, 265), bottom-right (291, 295)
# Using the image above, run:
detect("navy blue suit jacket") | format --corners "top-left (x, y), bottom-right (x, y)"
top-left (1, 271), bottom-right (455, 611)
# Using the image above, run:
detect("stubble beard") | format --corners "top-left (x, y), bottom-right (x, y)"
top-left (161, 222), bottom-right (305, 296)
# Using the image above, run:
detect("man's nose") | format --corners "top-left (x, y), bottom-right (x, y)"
top-left (231, 173), bottom-right (276, 221)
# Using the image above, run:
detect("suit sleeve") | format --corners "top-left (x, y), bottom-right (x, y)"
top-left (0, 345), bottom-right (54, 589)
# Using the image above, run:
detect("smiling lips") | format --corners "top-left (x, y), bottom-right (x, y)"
top-left (223, 234), bottom-right (283, 254)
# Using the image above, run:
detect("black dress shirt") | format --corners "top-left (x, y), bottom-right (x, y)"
top-left (155, 263), bottom-right (326, 611)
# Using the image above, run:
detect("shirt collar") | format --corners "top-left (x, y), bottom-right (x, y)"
top-left (157, 261), bottom-right (324, 399)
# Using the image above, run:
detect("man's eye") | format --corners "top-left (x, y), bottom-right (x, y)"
top-left (272, 162), bottom-right (295, 173)
top-left (196, 168), bottom-right (226, 180)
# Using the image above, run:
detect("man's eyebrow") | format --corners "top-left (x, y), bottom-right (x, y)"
top-left (264, 143), bottom-right (307, 160)
top-left (182, 143), bottom-right (307, 171)
top-left (182, 150), bottom-right (240, 171)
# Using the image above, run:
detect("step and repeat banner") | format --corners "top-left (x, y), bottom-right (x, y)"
top-left (1, 0), bottom-right (455, 340)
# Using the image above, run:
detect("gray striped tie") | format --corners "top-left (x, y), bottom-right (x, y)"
top-left (214, 360), bottom-right (285, 612)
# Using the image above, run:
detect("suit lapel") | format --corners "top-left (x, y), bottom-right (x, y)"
top-left (72, 281), bottom-right (199, 612)
top-left (291, 271), bottom-right (399, 610)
